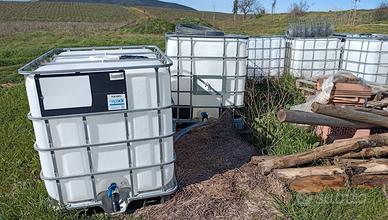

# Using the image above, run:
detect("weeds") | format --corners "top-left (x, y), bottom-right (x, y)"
top-left (277, 189), bottom-right (388, 220)
top-left (243, 74), bottom-right (319, 155)
top-left (126, 18), bottom-right (175, 34)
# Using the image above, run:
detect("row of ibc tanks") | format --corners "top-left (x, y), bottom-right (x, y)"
top-left (248, 33), bottom-right (388, 84)
top-left (19, 24), bottom-right (248, 214)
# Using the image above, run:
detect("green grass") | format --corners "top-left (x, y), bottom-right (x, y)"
top-left (0, 2), bottom-right (139, 22)
top-left (0, 2), bottom-right (388, 219)
top-left (277, 188), bottom-right (388, 220)
top-left (123, 18), bottom-right (175, 34)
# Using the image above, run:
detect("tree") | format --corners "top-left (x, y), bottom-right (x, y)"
top-left (289, 0), bottom-right (310, 17)
top-left (374, 1), bottom-right (388, 21)
top-left (233, 0), bottom-right (239, 21)
top-left (352, 0), bottom-right (361, 25)
top-left (254, 2), bottom-right (266, 18)
top-left (271, 0), bottom-right (277, 20)
top-left (238, 0), bottom-right (256, 19)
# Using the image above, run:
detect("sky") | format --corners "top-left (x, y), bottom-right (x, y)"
top-left (164, 0), bottom-right (383, 13)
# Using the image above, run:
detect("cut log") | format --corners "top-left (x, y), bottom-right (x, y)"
top-left (289, 174), bottom-right (388, 193)
top-left (352, 106), bottom-right (388, 117)
top-left (311, 103), bottom-right (388, 128)
top-left (340, 146), bottom-right (388, 159)
top-left (289, 175), bottom-right (346, 193)
top-left (258, 133), bottom-right (388, 175)
top-left (277, 110), bottom-right (374, 128)
top-left (274, 159), bottom-right (388, 180)
top-left (276, 159), bottom-right (388, 193)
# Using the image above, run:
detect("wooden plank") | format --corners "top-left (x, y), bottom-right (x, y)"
top-left (334, 83), bottom-right (372, 92)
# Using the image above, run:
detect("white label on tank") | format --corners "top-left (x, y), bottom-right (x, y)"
top-left (107, 94), bottom-right (127, 111)
top-left (109, 72), bottom-right (124, 81)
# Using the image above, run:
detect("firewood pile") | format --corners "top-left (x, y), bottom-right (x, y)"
top-left (256, 133), bottom-right (388, 193)
top-left (271, 72), bottom-right (388, 193)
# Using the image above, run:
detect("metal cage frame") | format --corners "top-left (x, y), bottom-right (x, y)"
top-left (165, 34), bottom-right (249, 123)
top-left (341, 36), bottom-right (388, 84)
top-left (247, 36), bottom-right (286, 78)
top-left (247, 34), bottom-right (388, 84)
top-left (286, 37), bottom-right (343, 78)
top-left (19, 46), bottom-right (178, 213)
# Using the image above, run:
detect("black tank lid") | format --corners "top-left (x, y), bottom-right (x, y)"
top-left (175, 23), bottom-right (225, 36)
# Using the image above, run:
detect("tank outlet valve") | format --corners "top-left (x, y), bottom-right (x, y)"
top-left (107, 183), bottom-right (121, 213)
top-left (201, 112), bottom-right (209, 121)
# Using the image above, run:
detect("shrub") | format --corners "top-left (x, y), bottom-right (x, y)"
top-left (374, 1), bottom-right (388, 21)
top-left (128, 19), bottom-right (175, 34)
top-left (289, 0), bottom-right (310, 17)
top-left (242, 74), bottom-right (319, 155)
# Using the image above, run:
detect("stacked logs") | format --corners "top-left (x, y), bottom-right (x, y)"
top-left (255, 133), bottom-right (388, 193)
top-left (272, 76), bottom-right (388, 192)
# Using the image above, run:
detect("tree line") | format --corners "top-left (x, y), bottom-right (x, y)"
top-left (232, 0), bottom-right (387, 23)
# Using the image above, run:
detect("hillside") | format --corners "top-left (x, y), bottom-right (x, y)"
top-left (1, 1), bottom-right (387, 37)
top-left (1, 1), bottom-right (388, 220)
top-left (41, 0), bottom-right (196, 11)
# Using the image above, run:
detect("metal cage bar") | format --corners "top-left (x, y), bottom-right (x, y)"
top-left (44, 120), bottom-right (65, 205)
top-left (19, 45), bottom-right (173, 76)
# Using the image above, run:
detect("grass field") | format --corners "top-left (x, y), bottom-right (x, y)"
top-left (0, 1), bottom-right (387, 220)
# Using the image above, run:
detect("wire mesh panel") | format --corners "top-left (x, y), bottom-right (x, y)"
top-left (166, 34), bottom-right (248, 122)
top-left (19, 46), bottom-right (177, 213)
top-left (247, 36), bottom-right (286, 78)
top-left (341, 37), bottom-right (388, 84)
top-left (287, 37), bottom-right (342, 79)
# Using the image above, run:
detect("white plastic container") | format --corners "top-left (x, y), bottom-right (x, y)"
top-left (19, 46), bottom-right (177, 213)
top-left (342, 37), bottom-right (388, 84)
top-left (289, 37), bottom-right (342, 79)
top-left (247, 36), bottom-right (286, 78)
top-left (166, 33), bottom-right (248, 121)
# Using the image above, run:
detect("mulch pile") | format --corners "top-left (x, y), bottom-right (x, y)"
top-left (134, 112), bottom-right (289, 220)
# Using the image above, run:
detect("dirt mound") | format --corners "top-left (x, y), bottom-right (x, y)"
top-left (134, 113), bottom-right (289, 220)
top-left (174, 112), bottom-right (258, 187)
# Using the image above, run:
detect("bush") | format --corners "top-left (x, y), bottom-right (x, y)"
top-left (289, 0), bottom-right (310, 17)
top-left (242, 74), bottom-right (319, 155)
top-left (374, 1), bottom-right (388, 21)
top-left (127, 19), bottom-right (175, 34)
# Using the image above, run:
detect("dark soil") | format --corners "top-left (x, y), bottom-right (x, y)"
top-left (174, 112), bottom-right (258, 188)
top-left (134, 112), bottom-right (289, 220)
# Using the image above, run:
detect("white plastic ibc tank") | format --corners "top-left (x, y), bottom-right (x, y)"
top-left (19, 46), bottom-right (177, 213)
top-left (166, 32), bottom-right (248, 121)
top-left (342, 37), bottom-right (388, 84)
top-left (247, 36), bottom-right (286, 78)
top-left (289, 37), bottom-right (342, 79)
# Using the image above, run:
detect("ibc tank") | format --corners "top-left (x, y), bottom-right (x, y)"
top-left (247, 36), bottom-right (286, 78)
top-left (19, 46), bottom-right (177, 213)
top-left (342, 37), bottom-right (388, 84)
top-left (288, 37), bottom-right (342, 79)
top-left (166, 24), bottom-right (248, 121)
